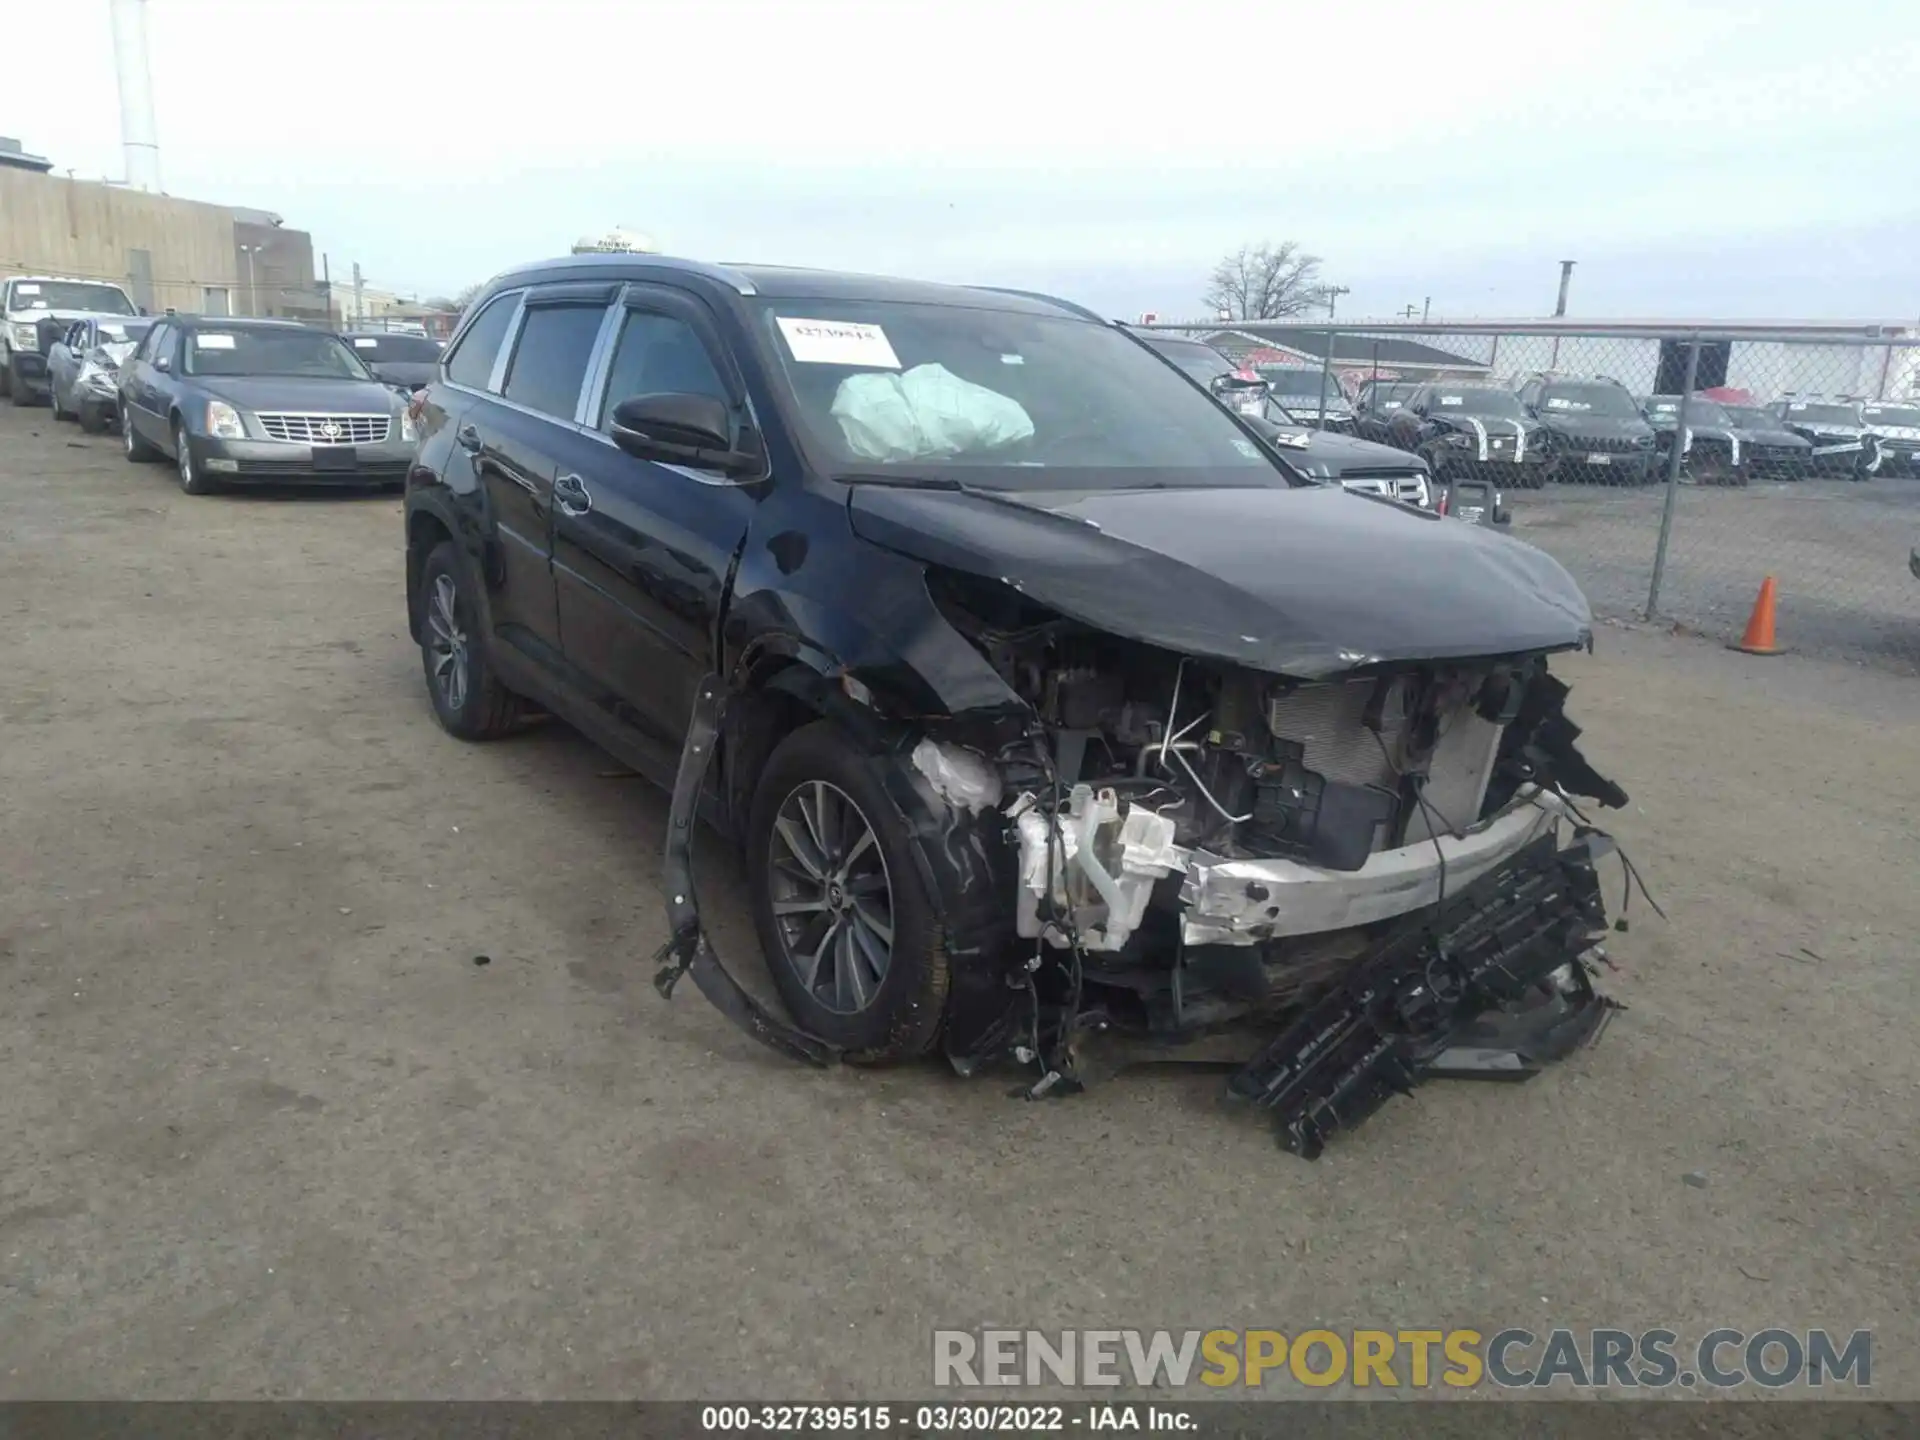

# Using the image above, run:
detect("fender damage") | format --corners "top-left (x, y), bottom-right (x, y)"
top-left (654, 480), bottom-right (1646, 1156)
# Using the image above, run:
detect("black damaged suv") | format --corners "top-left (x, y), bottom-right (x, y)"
top-left (403, 255), bottom-right (1626, 1152)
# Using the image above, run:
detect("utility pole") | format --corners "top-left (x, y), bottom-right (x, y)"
top-left (239, 244), bottom-right (261, 316)
top-left (1554, 260), bottom-right (1576, 317)
top-left (352, 262), bottom-right (365, 329)
top-left (1422, 296), bottom-right (1431, 324)
top-left (1398, 304), bottom-right (1419, 320)
top-left (1324, 285), bottom-right (1351, 321)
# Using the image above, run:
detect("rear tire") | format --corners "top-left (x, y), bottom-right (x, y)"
top-left (418, 540), bottom-right (525, 741)
top-left (78, 400), bottom-right (107, 435)
top-left (50, 379), bottom-right (73, 422)
top-left (747, 721), bottom-right (949, 1064)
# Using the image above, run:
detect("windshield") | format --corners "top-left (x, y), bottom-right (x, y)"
top-left (1540, 383), bottom-right (1639, 419)
top-left (344, 333), bottom-right (443, 362)
top-left (1364, 383), bottom-right (1419, 409)
top-left (1643, 397), bottom-right (1733, 427)
top-left (1862, 405), bottom-right (1920, 427)
top-left (1259, 367), bottom-right (1345, 403)
top-left (184, 328), bottom-right (372, 379)
top-left (756, 300), bottom-right (1284, 490)
top-left (1143, 337), bottom-right (1234, 386)
top-left (1428, 387), bottom-right (1525, 419)
top-left (1782, 402), bottom-right (1860, 425)
top-left (6, 280), bottom-right (137, 315)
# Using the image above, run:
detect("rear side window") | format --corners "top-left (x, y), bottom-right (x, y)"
top-left (502, 304), bottom-right (607, 420)
top-left (597, 311), bottom-right (729, 429)
top-left (445, 294), bottom-right (518, 389)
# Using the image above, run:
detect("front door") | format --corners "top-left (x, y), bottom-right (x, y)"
top-left (551, 286), bottom-right (759, 745)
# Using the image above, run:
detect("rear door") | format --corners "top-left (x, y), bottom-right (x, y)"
top-left (438, 286), bottom-right (608, 672)
top-left (550, 284), bottom-right (760, 745)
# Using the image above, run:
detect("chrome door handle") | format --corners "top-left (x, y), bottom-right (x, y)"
top-left (554, 473), bottom-right (592, 516)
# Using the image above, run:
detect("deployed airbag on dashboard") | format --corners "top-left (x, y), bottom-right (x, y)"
top-left (831, 363), bottom-right (1035, 462)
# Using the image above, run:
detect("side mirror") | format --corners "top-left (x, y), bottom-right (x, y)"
top-left (610, 393), bottom-right (761, 476)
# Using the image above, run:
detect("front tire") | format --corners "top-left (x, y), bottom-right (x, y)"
top-left (747, 721), bottom-right (949, 1063)
top-left (77, 400), bottom-right (107, 435)
top-left (175, 421), bottom-right (216, 495)
top-left (8, 360), bottom-right (35, 407)
top-left (50, 377), bottom-right (73, 422)
top-left (124, 411), bottom-right (159, 460)
top-left (418, 541), bottom-right (524, 740)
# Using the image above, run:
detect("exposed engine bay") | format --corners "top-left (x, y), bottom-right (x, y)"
top-left (653, 567), bottom-right (1644, 1158)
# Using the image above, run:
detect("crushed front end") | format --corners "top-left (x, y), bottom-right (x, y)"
top-left (657, 564), bottom-right (1638, 1158)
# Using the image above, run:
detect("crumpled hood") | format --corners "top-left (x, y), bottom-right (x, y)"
top-left (198, 376), bottom-right (400, 414)
top-left (1726, 425), bottom-right (1811, 448)
top-left (848, 481), bottom-right (1592, 679)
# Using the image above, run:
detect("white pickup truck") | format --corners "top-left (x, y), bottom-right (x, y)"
top-left (1, 274), bottom-right (142, 405)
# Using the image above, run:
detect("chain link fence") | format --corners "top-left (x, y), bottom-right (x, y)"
top-left (1146, 319), bottom-right (1920, 674)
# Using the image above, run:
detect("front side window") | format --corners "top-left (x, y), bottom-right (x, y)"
top-left (501, 303), bottom-right (608, 419)
top-left (184, 328), bottom-right (371, 378)
top-left (445, 292), bottom-right (519, 390)
top-left (598, 311), bottom-right (729, 429)
top-left (141, 322), bottom-right (173, 362)
top-left (755, 299), bottom-right (1285, 490)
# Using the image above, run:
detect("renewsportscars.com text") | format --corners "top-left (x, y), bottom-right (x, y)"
top-left (932, 1327), bottom-right (1871, 1391)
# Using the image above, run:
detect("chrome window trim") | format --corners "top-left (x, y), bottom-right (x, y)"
top-left (485, 290), bottom-right (532, 395)
top-left (574, 301), bottom-right (625, 428)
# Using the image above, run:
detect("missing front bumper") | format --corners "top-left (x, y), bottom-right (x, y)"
top-left (1226, 830), bottom-right (1616, 1158)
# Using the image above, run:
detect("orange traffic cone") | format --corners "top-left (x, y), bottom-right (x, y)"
top-left (1733, 576), bottom-right (1780, 655)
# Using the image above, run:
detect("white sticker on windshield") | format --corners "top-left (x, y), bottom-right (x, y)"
top-left (1546, 397), bottom-right (1574, 409)
top-left (15, 283), bottom-right (40, 295)
top-left (352, 337), bottom-right (378, 348)
top-left (194, 333), bottom-right (237, 350)
top-left (1000, 354), bottom-right (1024, 365)
top-left (776, 317), bottom-right (900, 369)
top-left (1440, 396), bottom-right (1463, 406)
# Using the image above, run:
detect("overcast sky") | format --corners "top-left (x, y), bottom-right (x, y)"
top-left (16, 0), bottom-right (1919, 321)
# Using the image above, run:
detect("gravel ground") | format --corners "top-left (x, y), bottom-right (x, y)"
top-left (1, 404), bottom-right (1915, 1400)
top-left (1505, 474), bottom-right (1920, 673)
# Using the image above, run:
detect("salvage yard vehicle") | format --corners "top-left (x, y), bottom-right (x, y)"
top-left (1514, 373), bottom-right (1660, 485)
top-left (1639, 394), bottom-right (1748, 487)
top-left (1766, 396), bottom-right (1882, 479)
top-left (1352, 378), bottom-right (1423, 445)
top-left (1, 274), bottom-right (141, 404)
top-left (1254, 363), bottom-right (1358, 432)
top-left (1134, 330), bottom-right (1432, 508)
top-left (404, 255), bottom-right (1634, 1157)
top-left (1860, 401), bottom-right (1920, 475)
top-left (118, 316), bottom-right (420, 494)
top-left (45, 315), bottom-right (152, 433)
top-left (1385, 383), bottom-right (1549, 489)
top-left (342, 330), bottom-right (444, 396)
top-left (1713, 402), bottom-right (1814, 480)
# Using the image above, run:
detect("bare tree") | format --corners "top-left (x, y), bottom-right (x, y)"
top-left (1203, 242), bottom-right (1327, 321)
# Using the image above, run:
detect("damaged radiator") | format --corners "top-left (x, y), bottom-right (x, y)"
top-left (1226, 830), bottom-right (1615, 1158)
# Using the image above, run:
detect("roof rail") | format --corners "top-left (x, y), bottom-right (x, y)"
top-left (969, 285), bottom-right (1107, 323)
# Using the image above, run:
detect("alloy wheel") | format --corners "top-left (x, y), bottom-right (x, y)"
top-left (426, 573), bottom-right (469, 713)
top-left (766, 780), bottom-right (894, 1015)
